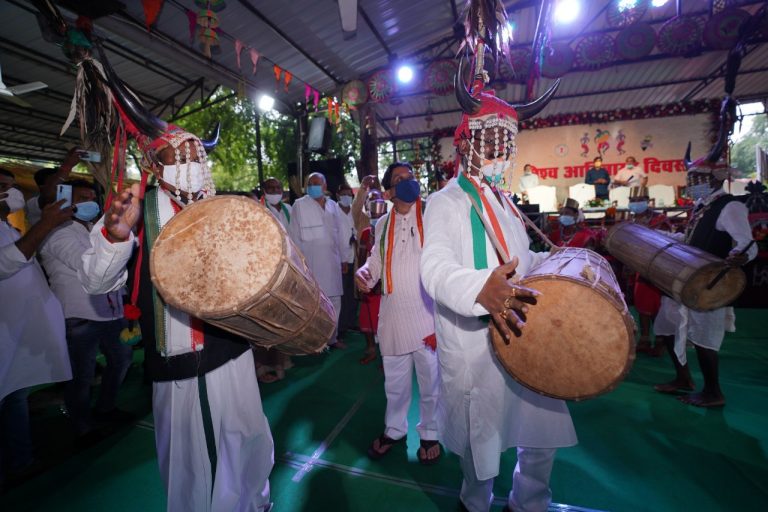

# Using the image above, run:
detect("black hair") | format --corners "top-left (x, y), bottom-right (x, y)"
top-left (63, 178), bottom-right (97, 193)
top-left (0, 168), bottom-right (14, 180)
top-left (33, 168), bottom-right (57, 187)
top-left (593, 156), bottom-right (602, 163)
top-left (337, 182), bottom-right (352, 193)
top-left (381, 161), bottom-right (413, 191)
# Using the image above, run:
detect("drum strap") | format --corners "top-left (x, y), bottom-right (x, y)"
top-left (457, 173), bottom-right (509, 269)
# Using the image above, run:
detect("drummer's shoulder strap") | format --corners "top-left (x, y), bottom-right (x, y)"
top-left (143, 188), bottom-right (169, 355)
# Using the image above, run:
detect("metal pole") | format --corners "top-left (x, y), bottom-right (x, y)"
top-left (255, 111), bottom-right (264, 185)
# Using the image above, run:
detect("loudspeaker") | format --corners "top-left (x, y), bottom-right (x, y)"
top-left (307, 117), bottom-right (332, 154)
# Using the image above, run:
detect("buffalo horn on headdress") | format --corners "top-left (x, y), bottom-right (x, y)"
top-left (454, 55), bottom-right (481, 115)
top-left (511, 79), bottom-right (561, 122)
top-left (201, 122), bottom-right (221, 152)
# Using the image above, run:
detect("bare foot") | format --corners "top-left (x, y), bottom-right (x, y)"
top-left (258, 372), bottom-right (279, 384)
top-left (359, 350), bottom-right (377, 365)
top-left (678, 392), bottom-right (725, 408)
top-left (654, 379), bottom-right (695, 394)
top-left (417, 440), bottom-right (441, 465)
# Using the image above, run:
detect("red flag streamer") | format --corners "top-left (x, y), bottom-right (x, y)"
top-left (234, 39), bottom-right (243, 70)
top-left (273, 65), bottom-right (282, 92)
top-left (284, 70), bottom-right (292, 92)
top-left (142, 0), bottom-right (164, 30)
top-left (249, 49), bottom-right (260, 75)
top-left (185, 9), bottom-right (197, 45)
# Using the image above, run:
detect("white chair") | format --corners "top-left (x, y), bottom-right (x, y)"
top-left (526, 185), bottom-right (558, 213)
top-left (609, 186), bottom-right (631, 209)
top-left (568, 183), bottom-right (596, 209)
top-left (648, 184), bottom-right (675, 207)
top-left (724, 180), bottom-right (748, 196)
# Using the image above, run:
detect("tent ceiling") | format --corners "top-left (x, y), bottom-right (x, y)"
top-left (1, 0), bottom-right (767, 162)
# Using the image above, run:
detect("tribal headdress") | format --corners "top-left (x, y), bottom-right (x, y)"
top-left (683, 96), bottom-right (737, 183)
top-left (453, 0), bottom-right (560, 181)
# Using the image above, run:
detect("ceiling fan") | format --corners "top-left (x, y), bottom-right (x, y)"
top-left (0, 61), bottom-right (48, 107)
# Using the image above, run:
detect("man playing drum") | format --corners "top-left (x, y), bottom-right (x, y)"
top-left (420, 20), bottom-right (577, 508)
top-left (654, 138), bottom-right (756, 408)
top-left (354, 162), bottom-right (441, 465)
top-left (65, 48), bottom-right (274, 511)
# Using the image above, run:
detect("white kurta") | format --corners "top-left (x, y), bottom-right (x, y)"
top-left (265, 201), bottom-right (292, 231)
top-left (359, 205), bottom-right (435, 356)
top-left (518, 173), bottom-right (539, 193)
top-left (0, 221), bottom-right (72, 401)
top-left (288, 195), bottom-right (345, 298)
top-left (420, 177), bottom-right (577, 481)
top-left (656, 191), bottom-right (756, 364)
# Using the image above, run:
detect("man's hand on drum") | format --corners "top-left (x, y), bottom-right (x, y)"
top-left (726, 248), bottom-right (749, 267)
top-left (104, 183), bottom-right (142, 243)
top-left (355, 267), bottom-right (374, 293)
top-left (476, 256), bottom-right (540, 343)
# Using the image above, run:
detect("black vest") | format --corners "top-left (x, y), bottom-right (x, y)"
top-left (686, 194), bottom-right (737, 259)
top-left (130, 225), bottom-right (250, 382)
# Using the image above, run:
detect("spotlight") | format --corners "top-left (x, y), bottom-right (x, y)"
top-left (617, 0), bottom-right (638, 11)
top-left (554, 0), bottom-right (580, 24)
top-left (258, 94), bottom-right (275, 111)
top-left (396, 65), bottom-right (414, 84)
top-left (651, 0), bottom-right (669, 6)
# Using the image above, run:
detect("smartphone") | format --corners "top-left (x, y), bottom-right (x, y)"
top-left (78, 150), bottom-right (101, 163)
top-left (56, 184), bottom-right (72, 208)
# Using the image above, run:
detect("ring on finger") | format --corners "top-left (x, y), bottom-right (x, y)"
top-left (500, 309), bottom-right (508, 320)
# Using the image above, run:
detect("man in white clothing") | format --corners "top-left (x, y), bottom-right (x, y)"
top-left (260, 177), bottom-right (292, 230)
top-left (288, 172), bottom-right (347, 348)
top-left (40, 179), bottom-right (133, 437)
top-left (420, 60), bottom-right (576, 511)
top-left (337, 182), bottom-right (358, 341)
top-left (613, 156), bottom-right (646, 188)
top-left (518, 164), bottom-right (539, 202)
top-left (1, 168), bottom-right (73, 481)
top-left (355, 162), bottom-right (441, 464)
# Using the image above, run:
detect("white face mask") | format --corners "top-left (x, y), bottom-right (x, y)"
top-left (265, 193), bottom-right (283, 205)
top-left (338, 195), bottom-right (353, 208)
top-left (1, 187), bottom-right (25, 213)
top-left (687, 183), bottom-right (712, 202)
top-left (162, 162), bottom-right (205, 193)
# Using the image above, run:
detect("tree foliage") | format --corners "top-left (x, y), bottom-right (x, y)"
top-left (731, 114), bottom-right (768, 178)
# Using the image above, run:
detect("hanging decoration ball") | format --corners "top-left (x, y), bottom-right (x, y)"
top-left (196, 8), bottom-right (220, 57)
top-left (367, 69), bottom-right (394, 103)
top-left (575, 34), bottom-right (615, 69)
top-left (196, 9), bottom-right (219, 29)
top-left (606, 0), bottom-right (649, 28)
top-left (341, 80), bottom-right (369, 106)
top-left (425, 60), bottom-right (457, 96)
top-left (658, 16), bottom-right (702, 56)
top-left (615, 22), bottom-right (656, 60)
top-left (195, 0), bottom-right (226, 11)
top-left (541, 41), bottom-right (574, 78)
top-left (703, 8), bottom-right (751, 50)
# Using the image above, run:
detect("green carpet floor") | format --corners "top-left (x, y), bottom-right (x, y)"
top-left (2, 308), bottom-right (766, 511)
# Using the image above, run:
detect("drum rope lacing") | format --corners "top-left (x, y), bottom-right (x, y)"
top-left (551, 247), bottom-right (629, 314)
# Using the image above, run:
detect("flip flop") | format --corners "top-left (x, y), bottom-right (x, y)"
top-left (417, 440), bottom-right (441, 465)
top-left (653, 382), bottom-right (694, 394)
top-left (367, 434), bottom-right (403, 460)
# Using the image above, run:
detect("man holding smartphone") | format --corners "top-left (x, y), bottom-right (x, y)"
top-left (25, 147), bottom-right (80, 226)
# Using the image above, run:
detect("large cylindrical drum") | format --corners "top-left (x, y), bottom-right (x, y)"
top-left (605, 222), bottom-right (746, 311)
top-left (491, 248), bottom-right (635, 401)
top-left (150, 195), bottom-right (335, 355)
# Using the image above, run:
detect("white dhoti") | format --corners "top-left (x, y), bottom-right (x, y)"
top-left (153, 350), bottom-right (274, 512)
top-left (381, 345), bottom-right (440, 441)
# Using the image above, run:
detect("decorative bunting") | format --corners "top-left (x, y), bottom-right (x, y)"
top-left (142, 0), bottom-right (164, 30)
top-left (304, 84), bottom-right (312, 104)
top-left (186, 9), bottom-right (197, 45)
top-left (234, 39), bottom-right (243, 70)
top-left (249, 49), bottom-right (260, 75)
top-left (313, 89), bottom-right (320, 110)
top-left (284, 70), bottom-right (292, 92)
top-left (273, 65), bottom-right (282, 92)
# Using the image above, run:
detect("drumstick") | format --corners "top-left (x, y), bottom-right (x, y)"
top-left (705, 240), bottom-right (755, 290)
top-left (466, 193), bottom-right (511, 264)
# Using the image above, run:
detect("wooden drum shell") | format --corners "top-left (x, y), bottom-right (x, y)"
top-left (491, 248), bottom-right (635, 401)
top-left (150, 196), bottom-right (335, 355)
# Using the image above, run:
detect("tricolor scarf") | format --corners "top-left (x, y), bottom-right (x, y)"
top-left (260, 196), bottom-right (291, 224)
top-left (145, 188), bottom-right (205, 356)
top-left (378, 198), bottom-right (424, 295)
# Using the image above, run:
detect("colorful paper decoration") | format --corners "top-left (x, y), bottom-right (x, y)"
top-left (703, 7), bottom-right (751, 50)
top-left (367, 70), bottom-right (394, 103)
top-left (341, 80), bottom-right (369, 106)
top-left (424, 60), bottom-right (457, 96)
top-left (196, 9), bottom-right (220, 57)
top-left (249, 49), bottom-right (260, 75)
top-left (284, 70), bottom-right (292, 92)
top-left (234, 39), bottom-right (243, 70)
top-left (541, 41), bottom-right (574, 78)
top-left (195, 0), bottom-right (226, 11)
top-left (273, 65), bottom-right (282, 92)
top-left (142, 0), bottom-right (164, 30)
top-left (658, 16), bottom-right (702, 56)
top-left (606, 0), bottom-right (649, 29)
top-left (186, 9), bottom-right (197, 45)
top-left (615, 22), bottom-right (656, 60)
top-left (575, 34), bottom-right (615, 69)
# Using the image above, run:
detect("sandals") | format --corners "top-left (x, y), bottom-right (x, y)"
top-left (366, 433), bottom-right (403, 460)
top-left (417, 440), bottom-right (441, 465)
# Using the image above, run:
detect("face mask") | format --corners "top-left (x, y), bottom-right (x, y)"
top-left (628, 201), bottom-right (648, 214)
top-left (370, 217), bottom-right (379, 227)
top-left (479, 158), bottom-right (507, 181)
top-left (265, 193), bottom-right (283, 205)
top-left (1, 187), bottom-right (25, 213)
top-left (73, 201), bottom-right (100, 222)
top-left (626, 164), bottom-right (635, 170)
top-left (307, 185), bottom-right (324, 199)
top-left (687, 183), bottom-right (712, 202)
top-left (394, 179), bottom-right (420, 203)
top-left (338, 195), bottom-right (353, 208)
top-left (162, 162), bottom-right (205, 193)
top-left (559, 215), bottom-right (576, 227)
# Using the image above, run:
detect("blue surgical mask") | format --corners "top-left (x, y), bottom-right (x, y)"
top-left (559, 215), bottom-right (576, 227)
top-left (307, 185), bottom-right (324, 199)
top-left (338, 195), bottom-right (353, 208)
top-left (370, 217), bottom-right (379, 227)
top-left (687, 183), bottom-right (712, 202)
top-left (73, 201), bottom-right (100, 222)
top-left (394, 179), bottom-right (420, 203)
top-left (628, 201), bottom-right (648, 214)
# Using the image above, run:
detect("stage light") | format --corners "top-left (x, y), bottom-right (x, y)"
top-left (396, 64), bottom-right (414, 84)
top-left (258, 94), bottom-right (275, 111)
top-left (554, 0), bottom-right (580, 24)
top-left (651, 0), bottom-right (669, 6)
top-left (617, 0), bottom-right (639, 11)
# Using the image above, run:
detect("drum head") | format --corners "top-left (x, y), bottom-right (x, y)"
top-left (151, 196), bottom-right (284, 318)
top-left (682, 263), bottom-right (747, 311)
top-left (491, 276), bottom-right (635, 401)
